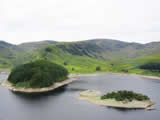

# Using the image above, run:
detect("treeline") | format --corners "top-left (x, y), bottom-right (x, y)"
top-left (101, 90), bottom-right (150, 101)
top-left (139, 62), bottom-right (160, 72)
top-left (8, 60), bottom-right (68, 88)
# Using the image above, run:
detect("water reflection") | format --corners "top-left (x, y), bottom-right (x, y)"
top-left (11, 86), bottom-right (67, 100)
top-left (106, 106), bottom-right (142, 112)
top-left (67, 88), bottom-right (87, 92)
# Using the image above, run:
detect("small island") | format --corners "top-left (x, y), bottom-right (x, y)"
top-left (78, 90), bottom-right (155, 110)
top-left (1, 60), bottom-right (77, 93)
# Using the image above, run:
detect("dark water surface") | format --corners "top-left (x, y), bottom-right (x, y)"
top-left (0, 73), bottom-right (160, 120)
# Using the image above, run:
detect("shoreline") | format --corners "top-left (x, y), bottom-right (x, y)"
top-left (71, 72), bottom-right (160, 80)
top-left (0, 72), bottom-right (160, 93)
top-left (79, 96), bottom-right (155, 109)
top-left (0, 69), bottom-right (160, 80)
top-left (1, 74), bottom-right (77, 93)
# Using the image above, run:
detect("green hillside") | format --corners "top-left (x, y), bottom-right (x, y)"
top-left (0, 40), bottom-right (58, 68)
top-left (0, 41), bottom-right (21, 68)
top-left (34, 44), bottom-right (111, 73)
top-left (135, 54), bottom-right (160, 65)
top-left (126, 54), bottom-right (160, 77)
top-left (34, 39), bottom-right (160, 61)
top-left (18, 40), bottom-right (57, 52)
top-left (0, 39), bottom-right (159, 76)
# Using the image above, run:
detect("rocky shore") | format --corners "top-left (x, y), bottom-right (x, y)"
top-left (1, 75), bottom-right (77, 93)
top-left (78, 90), bottom-right (155, 110)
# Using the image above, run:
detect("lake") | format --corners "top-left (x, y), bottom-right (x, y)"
top-left (0, 73), bottom-right (160, 120)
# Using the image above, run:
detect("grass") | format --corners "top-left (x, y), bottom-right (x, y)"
top-left (33, 45), bottom-right (111, 74)
top-left (0, 43), bottom-right (159, 78)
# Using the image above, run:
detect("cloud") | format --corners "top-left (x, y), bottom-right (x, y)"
top-left (0, 0), bottom-right (160, 44)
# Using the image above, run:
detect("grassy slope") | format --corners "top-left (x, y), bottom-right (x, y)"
top-left (135, 54), bottom-right (160, 65)
top-left (129, 54), bottom-right (160, 77)
top-left (0, 43), bottom-right (16, 68)
top-left (35, 44), bottom-right (111, 73)
top-left (0, 40), bottom-right (57, 68)
top-left (22, 43), bottom-right (160, 76)
top-left (18, 40), bottom-right (57, 52)
top-left (0, 40), bottom-right (159, 77)
top-left (0, 57), bottom-right (11, 68)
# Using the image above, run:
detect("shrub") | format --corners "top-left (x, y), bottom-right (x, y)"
top-left (121, 69), bottom-right (129, 73)
top-left (64, 62), bottom-right (68, 66)
top-left (111, 64), bottom-right (114, 66)
top-left (45, 47), bottom-right (52, 52)
top-left (2, 62), bottom-right (7, 65)
top-left (8, 60), bottom-right (68, 88)
top-left (101, 90), bottom-right (150, 101)
top-left (96, 66), bottom-right (101, 71)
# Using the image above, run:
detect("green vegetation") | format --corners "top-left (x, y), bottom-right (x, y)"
top-left (135, 54), bottom-right (160, 65)
top-left (0, 40), bottom-right (160, 77)
top-left (101, 90), bottom-right (150, 101)
top-left (72, 68), bottom-right (75, 71)
top-left (34, 44), bottom-right (111, 74)
top-left (129, 54), bottom-right (160, 77)
top-left (109, 61), bottom-right (134, 73)
top-left (18, 40), bottom-right (57, 52)
top-left (0, 57), bottom-right (11, 68)
top-left (64, 62), bottom-right (68, 66)
top-left (135, 54), bottom-right (160, 72)
top-left (96, 66), bottom-right (101, 71)
top-left (139, 62), bottom-right (160, 72)
top-left (45, 47), bottom-right (52, 52)
top-left (8, 60), bottom-right (68, 88)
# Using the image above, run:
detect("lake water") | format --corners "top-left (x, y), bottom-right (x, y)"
top-left (0, 73), bottom-right (160, 120)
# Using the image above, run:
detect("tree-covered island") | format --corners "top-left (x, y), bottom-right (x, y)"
top-left (1, 60), bottom-right (77, 93)
top-left (78, 90), bottom-right (155, 109)
top-left (8, 60), bottom-right (68, 88)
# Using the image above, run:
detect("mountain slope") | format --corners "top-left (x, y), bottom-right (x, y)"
top-left (0, 41), bottom-right (18, 59)
top-left (18, 40), bottom-right (58, 52)
top-left (33, 44), bottom-right (111, 73)
top-left (38, 39), bottom-right (160, 61)
top-left (0, 41), bottom-right (22, 67)
top-left (135, 54), bottom-right (160, 65)
top-left (86, 39), bottom-right (160, 60)
top-left (0, 39), bottom-right (159, 72)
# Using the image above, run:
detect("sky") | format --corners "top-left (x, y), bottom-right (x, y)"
top-left (0, 0), bottom-right (160, 44)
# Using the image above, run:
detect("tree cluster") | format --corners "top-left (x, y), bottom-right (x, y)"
top-left (101, 90), bottom-right (150, 101)
top-left (8, 60), bottom-right (68, 88)
top-left (139, 62), bottom-right (160, 72)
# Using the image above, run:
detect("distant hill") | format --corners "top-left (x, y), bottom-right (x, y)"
top-left (0, 40), bottom-right (58, 67)
top-left (0, 39), bottom-right (159, 71)
top-left (0, 41), bottom-right (19, 58)
top-left (18, 40), bottom-right (58, 51)
top-left (86, 39), bottom-right (160, 60)
top-left (31, 39), bottom-right (159, 73)
top-left (34, 43), bottom-right (111, 73)
top-left (0, 41), bottom-right (22, 67)
top-left (38, 39), bottom-right (159, 61)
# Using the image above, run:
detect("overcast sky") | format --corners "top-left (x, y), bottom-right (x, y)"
top-left (0, 0), bottom-right (160, 44)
